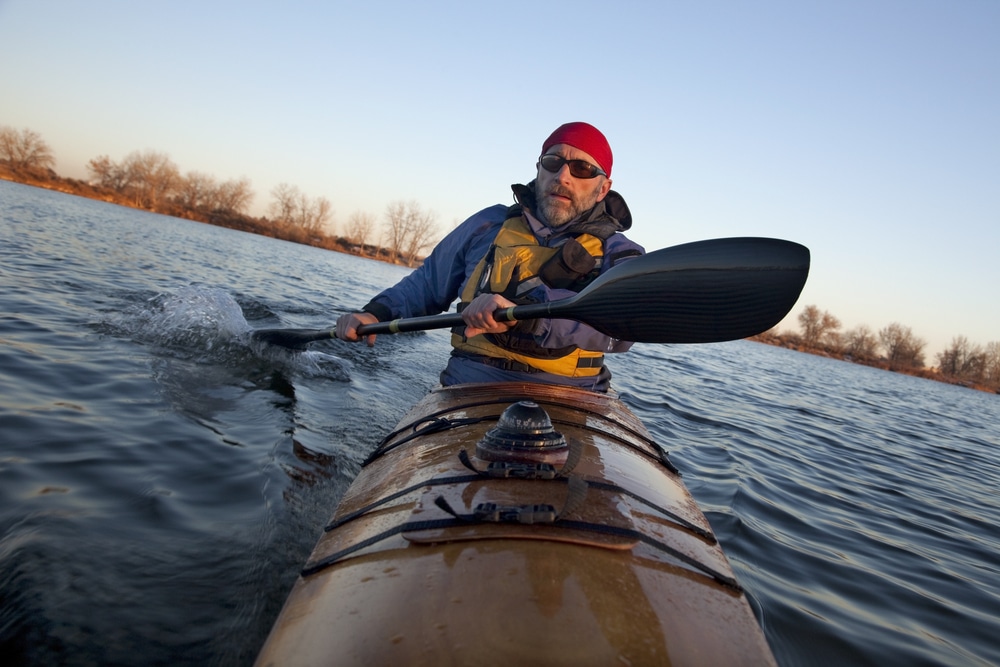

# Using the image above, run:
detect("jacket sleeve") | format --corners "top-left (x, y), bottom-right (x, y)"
top-left (362, 205), bottom-right (508, 321)
top-left (531, 233), bottom-right (645, 352)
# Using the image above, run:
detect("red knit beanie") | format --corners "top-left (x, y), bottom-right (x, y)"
top-left (541, 122), bottom-right (613, 176)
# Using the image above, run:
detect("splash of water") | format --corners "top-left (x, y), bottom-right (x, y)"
top-left (116, 285), bottom-right (350, 381)
top-left (141, 286), bottom-right (251, 350)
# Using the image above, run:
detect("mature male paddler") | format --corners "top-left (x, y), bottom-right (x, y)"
top-left (336, 122), bottom-right (644, 393)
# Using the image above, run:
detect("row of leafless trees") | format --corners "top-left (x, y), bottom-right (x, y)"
top-left (338, 202), bottom-right (438, 267)
top-left (1, 124), bottom-right (440, 265)
top-left (267, 182), bottom-right (332, 236)
top-left (797, 305), bottom-right (926, 367)
top-left (936, 336), bottom-right (1000, 387)
top-left (795, 304), bottom-right (1000, 387)
top-left (88, 150), bottom-right (254, 215)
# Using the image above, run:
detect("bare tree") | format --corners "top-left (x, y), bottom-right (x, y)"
top-left (382, 201), bottom-right (409, 262)
top-left (345, 210), bottom-right (376, 250)
top-left (937, 336), bottom-right (987, 382)
top-left (213, 177), bottom-right (254, 215)
top-left (938, 336), bottom-right (969, 376)
top-left (402, 211), bottom-right (438, 266)
top-left (821, 312), bottom-right (842, 348)
top-left (268, 183), bottom-right (332, 234)
top-left (87, 155), bottom-right (130, 191)
top-left (86, 150), bottom-right (179, 209)
top-left (798, 305), bottom-right (841, 349)
top-left (0, 126), bottom-right (55, 171)
top-left (269, 182), bottom-right (299, 223)
top-left (798, 305), bottom-right (823, 346)
top-left (878, 322), bottom-right (926, 369)
top-left (383, 200), bottom-right (439, 267)
top-left (175, 171), bottom-right (218, 210)
top-left (122, 150), bottom-right (180, 209)
top-left (984, 341), bottom-right (1000, 386)
top-left (313, 197), bottom-right (334, 234)
top-left (843, 325), bottom-right (879, 360)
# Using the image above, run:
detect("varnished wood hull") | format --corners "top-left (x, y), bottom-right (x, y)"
top-left (255, 383), bottom-right (775, 666)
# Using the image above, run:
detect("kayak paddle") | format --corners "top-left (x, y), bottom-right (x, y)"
top-left (252, 236), bottom-right (810, 350)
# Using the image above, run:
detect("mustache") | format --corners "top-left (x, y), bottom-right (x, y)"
top-left (545, 185), bottom-right (575, 201)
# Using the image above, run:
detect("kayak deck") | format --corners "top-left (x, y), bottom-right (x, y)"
top-left (255, 382), bottom-right (775, 666)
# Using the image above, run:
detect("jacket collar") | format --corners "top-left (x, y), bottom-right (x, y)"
top-left (510, 181), bottom-right (633, 240)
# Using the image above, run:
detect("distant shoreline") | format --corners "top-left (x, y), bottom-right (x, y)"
top-left (0, 167), bottom-right (414, 266)
top-left (748, 331), bottom-right (998, 395)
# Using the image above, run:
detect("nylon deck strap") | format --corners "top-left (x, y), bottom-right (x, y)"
top-left (362, 397), bottom-right (679, 474)
top-left (325, 454), bottom-right (712, 541)
top-left (305, 459), bottom-right (733, 589)
top-left (303, 507), bottom-right (740, 592)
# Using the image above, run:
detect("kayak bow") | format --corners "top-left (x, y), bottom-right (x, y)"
top-left (255, 383), bottom-right (776, 666)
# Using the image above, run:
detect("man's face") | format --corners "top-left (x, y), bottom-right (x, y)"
top-left (534, 143), bottom-right (612, 227)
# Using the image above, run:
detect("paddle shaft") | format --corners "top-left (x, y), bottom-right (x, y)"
top-left (356, 305), bottom-right (535, 336)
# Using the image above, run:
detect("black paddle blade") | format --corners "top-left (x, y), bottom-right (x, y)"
top-left (251, 328), bottom-right (335, 350)
top-left (541, 237), bottom-right (810, 344)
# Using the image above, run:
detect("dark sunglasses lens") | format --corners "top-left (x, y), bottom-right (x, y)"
top-left (567, 160), bottom-right (597, 178)
top-left (540, 154), bottom-right (602, 178)
top-left (540, 155), bottom-right (563, 173)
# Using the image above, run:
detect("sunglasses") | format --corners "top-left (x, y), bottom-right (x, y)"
top-left (538, 154), bottom-right (607, 179)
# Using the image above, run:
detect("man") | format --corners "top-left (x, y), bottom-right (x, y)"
top-left (335, 122), bottom-right (644, 392)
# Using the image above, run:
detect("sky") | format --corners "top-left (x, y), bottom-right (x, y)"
top-left (1, 0), bottom-right (997, 360)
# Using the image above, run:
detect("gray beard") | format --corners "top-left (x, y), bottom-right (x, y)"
top-left (538, 198), bottom-right (574, 227)
top-left (535, 185), bottom-right (595, 228)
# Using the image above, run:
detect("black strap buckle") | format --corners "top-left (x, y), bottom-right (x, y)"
top-left (484, 460), bottom-right (559, 480)
top-left (473, 502), bottom-right (558, 524)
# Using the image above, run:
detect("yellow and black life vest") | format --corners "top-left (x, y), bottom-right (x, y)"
top-left (451, 214), bottom-right (607, 377)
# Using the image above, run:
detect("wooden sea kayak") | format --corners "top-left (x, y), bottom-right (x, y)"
top-left (255, 382), bottom-right (776, 666)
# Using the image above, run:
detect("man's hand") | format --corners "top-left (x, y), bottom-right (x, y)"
top-left (335, 311), bottom-right (379, 347)
top-left (462, 293), bottom-right (517, 339)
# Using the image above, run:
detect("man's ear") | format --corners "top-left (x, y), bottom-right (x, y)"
top-left (596, 178), bottom-right (612, 202)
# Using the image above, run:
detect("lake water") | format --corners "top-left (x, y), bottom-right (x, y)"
top-left (1, 180), bottom-right (998, 666)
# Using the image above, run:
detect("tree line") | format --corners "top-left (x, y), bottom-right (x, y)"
top-left (0, 124), bottom-right (439, 267)
top-left (753, 304), bottom-right (1000, 393)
